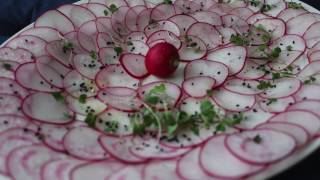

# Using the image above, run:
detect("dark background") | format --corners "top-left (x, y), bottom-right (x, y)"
top-left (0, 0), bottom-right (319, 179)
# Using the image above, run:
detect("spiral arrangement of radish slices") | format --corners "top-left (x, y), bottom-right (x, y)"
top-left (0, 0), bottom-right (320, 179)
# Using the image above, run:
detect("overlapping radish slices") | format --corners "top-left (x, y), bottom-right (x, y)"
top-left (0, 0), bottom-right (320, 179)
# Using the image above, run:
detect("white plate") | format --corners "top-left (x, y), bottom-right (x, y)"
top-left (0, 0), bottom-right (319, 180)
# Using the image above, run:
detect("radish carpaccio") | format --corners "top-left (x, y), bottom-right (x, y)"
top-left (0, 0), bottom-right (319, 179)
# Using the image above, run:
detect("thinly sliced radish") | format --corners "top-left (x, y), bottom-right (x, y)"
top-left (126, 31), bottom-right (147, 42)
top-left (35, 57), bottom-right (64, 88)
top-left (0, 115), bottom-right (30, 133)
top-left (0, 47), bottom-right (33, 64)
top-left (174, 0), bottom-right (202, 14)
top-left (120, 53), bottom-right (149, 78)
top-left (77, 31), bottom-right (97, 52)
top-left (66, 95), bottom-right (107, 116)
top-left (145, 20), bottom-right (180, 37)
top-left (246, 13), bottom-right (270, 24)
top-left (259, 78), bottom-right (302, 99)
top-left (179, 96), bottom-right (225, 116)
top-left (70, 160), bottom-right (124, 180)
top-left (46, 40), bottom-right (74, 68)
top-left (236, 60), bottom-right (266, 80)
top-left (96, 65), bottom-right (140, 89)
top-left (208, 3), bottom-right (233, 16)
top-left (111, 6), bottom-right (131, 36)
top-left (216, 26), bottom-right (236, 45)
top-left (185, 60), bottom-right (229, 87)
top-left (0, 60), bottom-right (19, 79)
top-left (0, 77), bottom-right (29, 98)
top-left (287, 100), bottom-right (320, 118)
top-left (221, 14), bottom-right (249, 35)
top-left (268, 110), bottom-right (320, 136)
top-left (63, 70), bottom-right (98, 98)
top-left (20, 27), bottom-right (61, 42)
top-left (226, 129), bottom-right (296, 164)
top-left (95, 17), bottom-right (120, 40)
top-left (256, 122), bottom-right (309, 146)
top-left (78, 20), bottom-right (98, 37)
top-left (22, 92), bottom-right (74, 124)
top-left (142, 160), bottom-right (181, 180)
top-left (96, 32), bottom-right (114, 49)
top-left (287, 13), bottom-right (320, 35)
top-left (277, 8), bottom-right (307, 22)
top-left (290, 52), bottom-right (309, 74)
top-left (207, 45), bottom-right (246, 75)
top-left (192, 11), bottom-right (222, 25)
top-left (270, 51), bottom-right (303, 71)
top-left (230, 7), bottom-right (254, 20)
top-left (64, 31), bottom-right (87, 54)
top-left (146, 30), bottom-right (181, 49)
top-left (298, 60), bottom-right (320, 79)
top-left (182, 76), bottom-right (216, 98)
top-left (168, 14), bottom-right (197, 34)
top-left (58, 4), bottom-right (96, 28)
top-left (304, 22), bottom-right (320, 48)
top-left (125, 40), bottom-right (149, 55)
top-left (35, 10), bottom-right (75, 34)
top-left (253, 18), bottom-right (286, 41)
top-left (259, 96), bottom-right (295, 113)
top-left (200, 135), bottom-right (264, 179)
top-left (81, 3), bottom-right (108, 17)
top-left (126, 0), bottom-right (146, 6)
top-left (211, 88), bottom-right (256, 112)
top-left (99, 47), bottom-right (120, 65)
top-left (109, 166), bottom-right (143, 180)
top-left (293, 84), bottom-right (320, 101)
top-left (6, 35), bottom-right (47, 57)
top-left (271, 35), bottom-right (306, 52)
top-left (247, 0), bottom-right (265, 12)
top-left (195, 0), bottom-right (217, 10)
top-left (309, 50), bottom-right (320, 62)
top-left (224, 78), bottom-right (262, 95)
top-left (63, 127), bottom-right (108, 160)
top-left (187, 22), bottom-right (221, 50)
top-left (262, 0), bottom-right (286, 17)
top-left (179, 35), bottom-right (207, 61)
top-left (125, 5), bottom-right (147, 32)
top-left (15, 63), bottom-right (60, 92)
top-left (136, 8), bottom-right (152, 31)
top-left (7, 145), bottom-right (64, 180)
top-left (40, 158), bottom-right (84, 180)
top-left (151, 4), bottom-right (176, 21)
top-left (99, 135), bottom-right (147, 163)
top-left (73, 54), bottom-right (102, 79)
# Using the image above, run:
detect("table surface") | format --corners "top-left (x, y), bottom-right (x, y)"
top-left (0, 0), bottom-right (319, 179)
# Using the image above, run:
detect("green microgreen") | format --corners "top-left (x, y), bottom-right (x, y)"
top-left (52, 92), bottom-right (64, 102)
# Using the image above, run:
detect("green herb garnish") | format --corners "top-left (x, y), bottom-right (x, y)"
top-left (304, 76), bottom-right (317, 85)
top-left (287, 1), bottom-right (304, 9)
top-left (268, 47), bottom-right (282, 59)
top-left (249, 0), bottom-right (261, 7)
top-left (286, 45), bottom-right (293, 51)
top-left (108, 4), bottom-right (118, 13)
top-left (79, 94), bottom-right (87, 104)
top-left (52, 92), bottom-right (64, 102)
top-left (127, 41), bottom-right (133, 46)
top-left (2, 63), bottom-right (12, 70)
top-left (90, 51), bottom-right (97, 60)
top-left (62, 42), bottom-right (73, 53)
top-left (85, 113), bottom-right (98, 128)
top-left (261, 4), bottom-right (276, 12)
top-left (63, 113), bottom-right (72, 119)
top-left (114, 47), bottom-right (123, 56)
top-left (266, 98), bottom-right (278, 106)
top-left (105, 121), bottom-right (119, 133)
top-left (103, 9), bottom-right (109, 16)
top-left (230, 34), bottom-right (250, 46)
top-left (163, 0), bottom-right (173, 4)
top-left (257, 81), bottom-right (276, 90)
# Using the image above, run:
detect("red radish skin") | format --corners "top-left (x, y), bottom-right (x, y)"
top-left (145, 42), bottom-right (180, 78)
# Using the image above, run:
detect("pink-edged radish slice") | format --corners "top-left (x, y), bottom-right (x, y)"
top-left (262, 0), bottom-right (286, 17)
top-left (22, 92), bottom-right (74, 124)
top-left (125, 40), bottom-right (149, 55)
top-left (35, 57), bottom-right (64, 88)
top-left (70, 160), bottom-right (124, 180)
top-left (81, 3), bottom-right (108, 17)
top-left (187, 22), bottom-right (222, 50)
top-left (35, 10), bottom-right (75, 34)
top-left (73, 54), bottom-right (102, 79)
top-left (96, 109), bottom-right (133, 136)
top-left (174, 0), bottom-right (202, 14)
top-left (151, 4), bottom-right (176, 21)
top-left (40, 158), bottom-right (85, 180)
top-left (97, 87), bottom-right (142, 112)
top-left (146, 30), bottom-right (182, 49)
top-left (212, 88), bottom-right (256, 112)
top-left (253, 18), bottom-right (286, 41)
top-left (168, 14), bottom-right (197, 34)
top-left (63, 70), bottom-right (98, 98)
top-left (309, 50), bottom-right (320, 62)
top-left (221, 14), bottom-right (249, 35)
top-left (0, 47), bottom-right (33, 64)
top-left (259, 77), bottom-right (302, 99)
top-left (145, 20), bottom-right (180, 37)
top-left (290, 53), bottom-right (309, 74)
top-left (192, 11), bottom-right (222, 26)
top-left (20, 27), bottom-right (61, 42)
top-left (304, 22), bottom-right (320, 48)
top-left (15, 63), bottom-right (60, 92)
top-left (179, 96), bottom-right (225, 116)
top-left (0, 77), bottom-right (28, 98)
top-left (96, 32), bottom-right (114, 49)
top-left (99, 135), bottom-right (147, 163)
top-left (126, 31), bottom-right (147, 42)
top-left (287, 13), bottom-right (320, 35)
top-left (182, 76), bottom-right (216, 98)
top-left (0, 60), bottom-right (20, 79)
top-left (64, 31), bottom-right (87, 54)
top-left (66, 95), bottom-right (107, 116)
top-left (96, 17), bottom-right (121, 40)
top-left (179, 35), bottom-right (207, 61)
top-left (236, 60), bottom-right (266, 80)
top-left (230, 7), bottom-right (254, 20)
top-left (298, 61), bottom-right (320, 79)
top-left (6, 35), bottom-right (47, 57)
top-left (207, 45), bottom-right (247, 75)
top-left (63, 127), bottom-right (108, 161)
top-left (185, 60), bottom-right (229, 87)
top-left (277, 8), bottom-right (307, 22)
top-left (46, 40), bottom-right (74, 68)
top-left (271, 35), bottom-right (306, 52)
top-left (259, 96), bottom-right (295, 113)
top-left (7, 145), bottom-right (64, 180)
top-left (194, 0), bottom-right (216, 10)
top-left (143, 160), bottom-right (180, 180)
top-left (138, 82), bottom-right (182, 107)
top-left (226, 129), bottom-right (296, 164)
top-left (269, 50), bottom-right (303, 71)
top-left (58, 4), bottom-right (96, 28)
top-left (136, 8), bottom-right (152, 31)
top-left (246, 13), bottom-right (270, 24)
top-left (35, 55), bottom-right (71, 79)
top-left (200, 135), bottom-right (264, 179)
top-left (120, 53), bottom-right (149, 79)
top-left (0, 115), bottom-right (31, 133)
top-left (96, 65), bottom-right (140, 89)
top-left (125, 5), bottom-right (147, 32)
top-left (111, 6), bottom-right (131, 36)
top-left (224, 78), bottom-right (262, 95)
top-left (78, 20), bottom-right (98, 37)
top-left (109, 166), bottom-right (143, 180)
top-left (77, 31), bottom-right (97, 52)
top-left (98, 47), bottom-right (121, 65)
top-left (294, 84), bottom-right (320, 101)
top-left (256, 122), bottom-right (309, 146)
top-left (125, 0), bottom-right (146, 6)
top-left (177, 147), bottom-right (213, 180)
top-left (247, 0), bottom-right (265, 13)
top-left (287, 100), bottom-right (320, 118)
top-left (216, 26), bottom-right (236, 45)
top-left (208, 3), bottom-right (233, 16)
top-left (268, 110), bottom-right (320, 136)
top-left (91, 0), bottom-right (127, 7)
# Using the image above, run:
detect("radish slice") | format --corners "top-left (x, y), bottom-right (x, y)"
top-left (64, 31), bottom-right (87, 54)
top-left (298, 61), bottom-right (320, 79)
top-left (22, 92), bottom-right (74, 124)
top-left (236, 60), bottom-right (266, 80)
top-left (99, 136), bottom-right (147, 163)
top-left (309, 50), bottom-right (320, 62)
top-left (126, 31), bottom-right (147, 42)
top-left (192, 11), bottom-right (222, 25)
top-left (96, 32), bottom-right (114, 49)
top-left (304, 22), bottom-right (320, 48)
top-left (46, 40), bottom-right (74, 68)
top-left (185, 60), bottom-right (229, 87)
top-left (70, 161), bottom-right (124, 180)
top-left (168, 14), bottom-right (197, 34)
top-left (256, 122), bottom-right (309, 146)
top-left (143, 160), bottom-right (180, 179)
top-left (208, 3), bottom-right (233, 16)
top-left (0, 77), bottom-right (29, 98)
top-left (177, 147), bottom-right (213, 180)
top-left (6, 35), bottom-right (47, 57)
top-left (73, 54), bottom-right (102, 79)
top-left (125, 40), bottom-right (149, 55)
top-left (200, 135), bottom-right (264, 179)
top-left (226, 129), bottom-right (296, 164)
top-left (99, 47), bottom-right (120, 65)
top-left (293, 84), bottom-right (320, 101)
top-left (253, 18), bottom-right (286, 41)
top-left (20, 27), bottom-right (61, 42)
top-left (221, 14), bottom-right (249, 35)
top-left (35, 58), bottom-right (64, 88)
top-left (0, 47), bottom-right (33, 64)
top-left (36, 55), bottom-right (71, 79)
top-left (0, 60), bottom-right (20, 79)
top-left (120, 53), bottom-right (149, 78)
top-left (35, 10), bottom-right (75, 34)
top-left (247, 13), bottom-right (270, 24)
top-left (0, 115), bottom-right (30, 133)
top-left (151, 4), bottom-right (176, 21)
top-left (40, 158), bottom-right (84, 180)
top-left (287, 13), bottom-right (320, 36)
top-left (109, 166), bottom-right (143, 180)
top-left (145, 20), bottom-right (180, 37)
top-left (277, 8), bottom-right (307, 22)
top-left (179, 96), bottom-right (225, 116)
top-left (179, 35), bottom-right (207, 61)
top-left (194, 0), bottom-right (216, 10)
top-left (111, 6), bottom-right (131, 36)
top-left (230, 7), bottom-right (254, 20)
top-left (126, 0), bottom-right (146, 6)
top-left (212, 88), bottom-right (256, 112)
top-left (259, 96), bottom-right (295, 113)
top-left (271, 35), bottom-right (306, 52)
top-left (125, 6), bottom-right (147, 32)
top-left (268, 110), bottom-right (320, 136)
top-left (224, 78), bottom-right (262, 95)
top-left (207, 45), bottom-right (247, 75)
top-left (259, 78), bottom-right (302, 99)
top-left (287, 100), bottom-right (320, 118)
top-left (77, 31), bottom-right (97, 52)
top-left (15, 63), bottom-right (60, 92)
top-left (262, 0), bottom-right (286, 17)
top-left (78, 20), bottom-right (98, 37)
top-left (81, 3), bottom-right (108, 17)
top-left (147, 30), bottom-right (182, 49)
top-left (66, 96), bottom-right (107, 116)
top-left (7, 145), bottom-right (64, 180)
top-left (269, 50), bottom-right (303, 71)
top-left (187, 22), bottom-right (222, 50)
top-left (216, 26), bottom-right (236, 45)
top-left (96, 109), bottom-right (133, 136)
top-left (182, 76), bottom-right (216, 98)
top-left (63, 127), bottom-right (108, 160)
top-left (58, 4), bottom-right (96, 28)
top-left (174, 0), bottom-right (202, 14)
top-left (136, 8), bottom-right (152, 31)
top-left (96, 65), bottom-right (140, 89)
